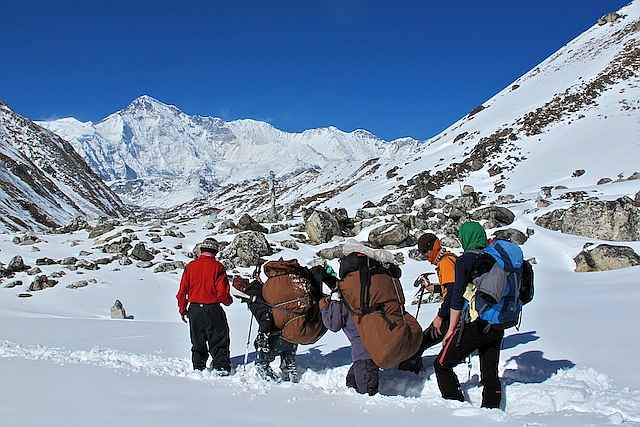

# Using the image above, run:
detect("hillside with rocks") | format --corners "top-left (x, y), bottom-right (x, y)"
top-left (0, 100), bottom-right (127, 232)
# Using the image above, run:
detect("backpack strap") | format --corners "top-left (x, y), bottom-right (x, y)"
top-left (493, 243), bottom-right (515, 272)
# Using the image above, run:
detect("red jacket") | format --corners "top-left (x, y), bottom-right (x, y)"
top-left (176, 254), bottom-right (232, 315)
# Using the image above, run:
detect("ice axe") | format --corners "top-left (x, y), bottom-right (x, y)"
top-left (413, 272), bottom-right (436, 318)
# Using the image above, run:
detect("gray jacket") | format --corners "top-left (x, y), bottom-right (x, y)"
top-left (320, 299), bottom-right (370, 362)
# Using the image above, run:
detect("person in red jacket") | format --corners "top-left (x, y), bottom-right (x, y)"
top-left (176, 238), bottom-right (233, 374)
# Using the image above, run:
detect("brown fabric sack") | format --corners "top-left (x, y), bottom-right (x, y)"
top-left (339, 271), bottom-right (422, 368)
top-left (261, 260), bottom-right (326, 345)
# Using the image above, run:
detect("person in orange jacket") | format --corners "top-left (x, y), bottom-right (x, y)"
top-left (177, 238), bottom-right (233, 373)
top-left (399, 233), bottom-right (457, 373)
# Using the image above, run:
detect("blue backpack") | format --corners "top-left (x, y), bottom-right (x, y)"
top-left (472, 240), bottom-right (525, 329)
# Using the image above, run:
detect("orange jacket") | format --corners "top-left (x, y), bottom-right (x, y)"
top-left (176, 254), bottom-right (232, 314)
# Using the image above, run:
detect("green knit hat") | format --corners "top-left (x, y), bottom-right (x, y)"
top-left (458, 221), bottom-right (488, 251)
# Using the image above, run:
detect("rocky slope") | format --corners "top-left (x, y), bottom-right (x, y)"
top-left (0, 100), bottom-right (127, 232)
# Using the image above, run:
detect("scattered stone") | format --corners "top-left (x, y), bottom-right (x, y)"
top-left (60, 257), bottom-right (78, 265)
top-left (462, 185), bottom-right (475, 195)
top-left (50, 271), bottom-right (66, 278)
top-left (28, 275), bottom-right (57, 291)
top-left (13, 233), bottom-right (40, 246)
top-left (597, 178), bottom-right (612, 185)
top-left (111, 300), bottom-right (133, 320)
top-left (35, 257), bottom-right (57, 266)
top-left (362, 201), bottom-right (376, 209)
top-left (574, 244), bottom-right (640, 272)
top-left (393, 253), bottom-right (405, 265)
top-left (536, 199), bottom-right (552, 208)
top-left (31, 246), bottom-right (41, 252)
top-left (79, 250), bottom-right (92, 256)
top-left (76, 260), bottom-right (98, 270)
top-left (88, 224), bottom-right (115, 239)
top-left (526, 228), bottom-right (536, 237)
top-left (597, 12), bottom-right (623, 26)
top-left (94, 257), bottom-right (114, 265)
top-left (368, 223), bottom-right (409, 248)
top-left (497, 194), bottom-right (516, 204)
top-left (7, 256), bottom-right (29, 273)
top-left (280, 240), bottom-right (300, 250)
top-left (627, 172), bottom-right (640, 181)
top-left (220, 231), bottom-right (273, 268)
top-left (572, 169), bottom-right (586, 177)
top-left (164, 228), bottom-right (185, 238)
top-left (385, 204), bottom-right (409, 215)
top-left (118, 257), bottom-right (133, 266)
top-left (136, 261), bottom-right (154, 269)
top-left (153, 261), bottom-right (186, 273)
top-left (331, 208), bottom-right (356, 236)
top-left (67, 280), bottom-right (90, 289)
top-left (17, 293), bottom-right (33, 298)
top-left (441, 235), bottom-right (461, 249)
top-left (53, 217), bottom-right (89, 234)
top-left (493, 228), bottom-right (528, 245)
top-left (27, 267), bottom-right (42, 275)
top-left (317, 245), bottom-right (345, 260)
top-left (3, 280), bottom-right (22, 289)
top-left (150, 235), bottom-right (162, 244)
top-left (218, 219), bottom-right (236, 233)
top-left (305, 210), bottom-right (341, 244)
top-left (103, 238), bottom-right (132, 254)
top-left (270, 223), bottom-right (290, 234)
top-left (131, 243), bottom-right (154, 262)
top-left (174, 244), bottom-right (183, 250)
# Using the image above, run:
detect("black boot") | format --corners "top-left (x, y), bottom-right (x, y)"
top-left (280, 353), bottom-right (299, 383)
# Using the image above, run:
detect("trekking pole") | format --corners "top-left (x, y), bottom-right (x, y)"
top-left (243, 312), bottom-right (254, 370)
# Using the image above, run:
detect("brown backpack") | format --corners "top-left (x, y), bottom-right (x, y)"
top-left (261, 259), bottom-right (327, 345)
top-left (338, 255), bottom-right (422, 368)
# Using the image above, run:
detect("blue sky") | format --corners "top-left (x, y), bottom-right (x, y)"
top-left (0, 0), bottom-right (629, 140)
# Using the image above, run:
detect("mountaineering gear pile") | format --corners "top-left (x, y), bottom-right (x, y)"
top-left (187, 303), bottom-right (231, 372)
top-left (435, 319), bottom-right (504, 408)
top-left (176, 253), bottom-right (232, 315)
top-left (261, 259), bottom-right (327, 345)
top-left (338, 252), bottom-right (422, 368)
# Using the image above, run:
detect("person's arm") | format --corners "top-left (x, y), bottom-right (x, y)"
top-left (215, 267), bottom-right (233, 306)
top-left (176, 267), bottom-right (190, 321)
top-left (320, 298), bottom-right (346, 332)
top-left (444, 255), bottom-right (470, 340)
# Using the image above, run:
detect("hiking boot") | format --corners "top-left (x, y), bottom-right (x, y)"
top-left (280, 354), bottom-right (299, 383)
top-left (256, 363), bottom-right (279, 382)
top-left (398, 355), bottom-right (423, 374)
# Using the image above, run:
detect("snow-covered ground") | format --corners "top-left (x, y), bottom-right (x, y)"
top-left (1, 194), bottom-right (639, 426)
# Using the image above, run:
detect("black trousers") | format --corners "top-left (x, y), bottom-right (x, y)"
top-left (346, 359), bottom-right (379, 396)
top-left (421, 317), bottom-right (450, 352)
top-left (256, 333), bottom-right (297, 366)
top-left (434, 320), bottom-right (504, 408)
top-left (188, 303), bottom-right (231, 371)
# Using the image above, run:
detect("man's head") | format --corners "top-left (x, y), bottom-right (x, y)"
top-left (199, 238), bottom-right (219, 255)
top-left (417, 233), bottom-right (440, 263)
top-left (458, 221), bottom-right (488, 251)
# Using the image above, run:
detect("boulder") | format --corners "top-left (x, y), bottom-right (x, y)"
top-left (28, 275), bottom-right (57, 291)
top-left (53, 217), bottom-right (89, 234)
top-left (597, 178), bottom-right (612, 185)
top-left (441, 235), bottom-right (461, 249)
top-left (7, 256), bottom-right (29, 273)
top-left (280, 240), bottom-right (300, 250)
top-left (88, 224), bottom-right (115, 239)
top-left (408, 248), bottom-right (426, 261)
top-left (3, 280), bottom-right (22, 289)
top-left (26, 267), bottom-right (42, 275)
top-left (253, 211), bottom-right (282, 224)
top-left (597, 12), bottom-right (623, 26)
top-left (67, 280), bottom-right (90, 289)
top-left (164, 228), bottom-right (185, 238)
top-left (331, 208), bottom-right (355, 235)
top-left (536, 199), bottom-right (552, 208)
top-left (103, 238), bottom-right (132, 254)
top-left (119, 257), bottom-right (133, 266)
top-left (362, 201), bottom-right (376, 209)
top-left (60, 257), bottom-right (78, 265)
top-left (493, 228), bottom-right (528, 245)
top-left (136, 261), bottom-right (154, 269)
top-left (13, 233), bottom-right (40, 246)
top-left (572, 169), bottom-right (586, 177)
top-left (76, 260), bottom-right (98, 270)
top-left (50, 271), bottom-right (66, 278)
top-left (218, 219), bottom-right (236, 233)
top-left (94, 257), bottom-right (114, 265)
top-left (536, 197), bottom-right (640, 241)
top-left (236, 214), bottom-right (268, 233)
top-left (462, 185), bottom-right (475, 195)
top-left (574, 245), bottom-right (640, 272)
top-left (150, 235), bottom-right (162, 244)
top-left (110, 300), bottom-right (131, 319)
top-left (385, 204), bottom-right (409, 215)
top-left (220, 231), bottom-right (273, 268)
top-left (317, 245), bottom-right (345, 260)
top-left (130, 243), bottom-right (154, 262)
top-left (368, 223), bottom-right (409, 248)
top-left (153, 261), bottom-right (186, 273)
top-left (471, 206), bottom-right (515, 228)
top-left (305, 210), bottom-right (341, 244)
top-left (270, 223), bottom-right (290, 234)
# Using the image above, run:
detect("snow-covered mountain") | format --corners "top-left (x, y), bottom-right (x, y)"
top-left (40, 97), bottom-right (418, 206)
top-left (0, 100), bottom-right (127, 232)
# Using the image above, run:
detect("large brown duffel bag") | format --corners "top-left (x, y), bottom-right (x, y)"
top-left (338, 252), bottom-right (422, 368)
top-left (261, 259), bottom-right (327, 345)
